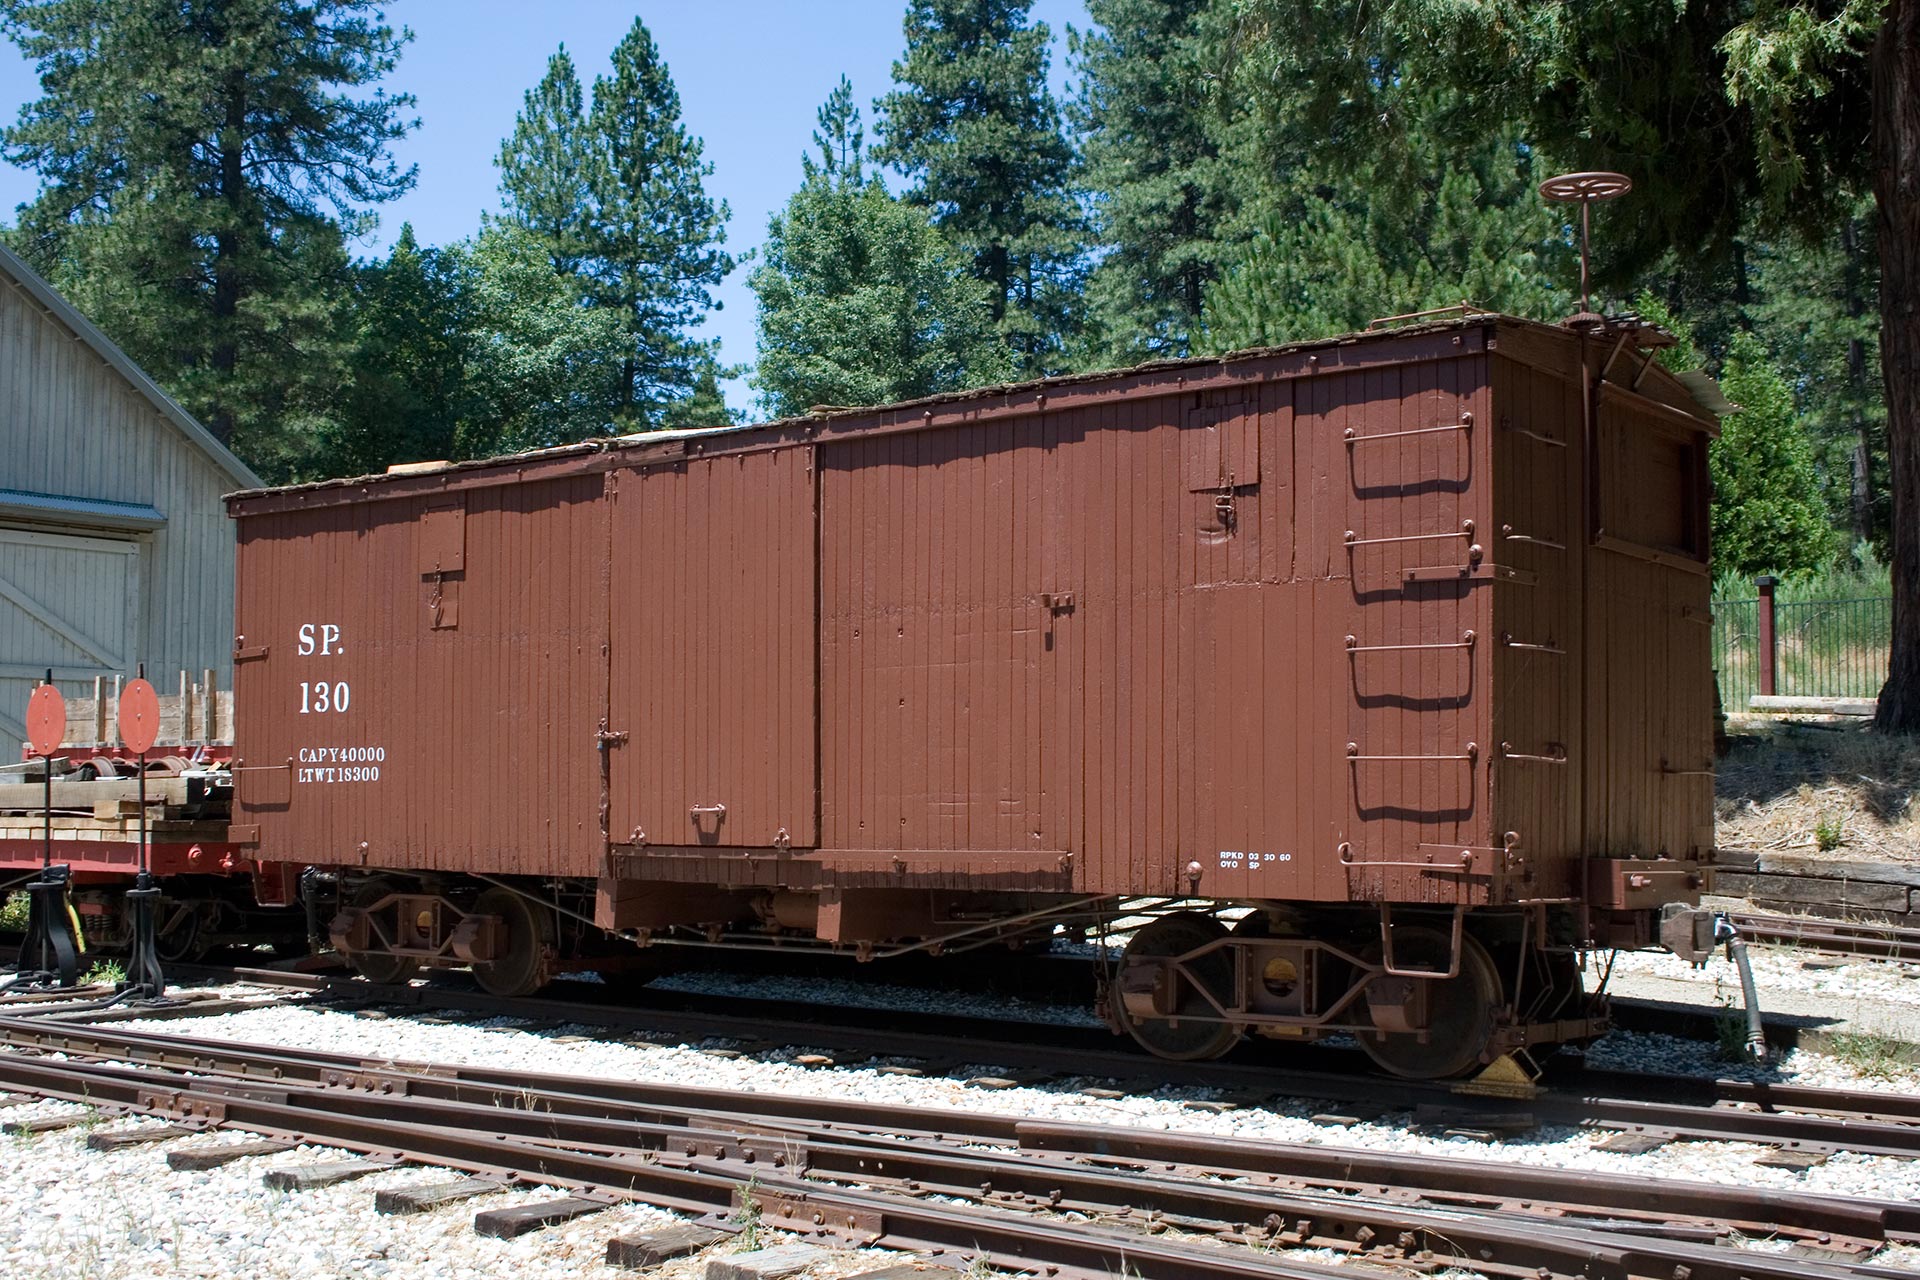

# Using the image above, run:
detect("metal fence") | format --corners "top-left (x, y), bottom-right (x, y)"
top-left (1713, 591), bottom-right (1891, 707)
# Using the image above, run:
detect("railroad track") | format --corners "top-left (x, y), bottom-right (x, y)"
top-left (0, 1014), bottom-right (1912, 1280)
top-left (10, 961), bottom-right (1920, 1159)
top-left (1727, 911), bottom-right (1920, 965)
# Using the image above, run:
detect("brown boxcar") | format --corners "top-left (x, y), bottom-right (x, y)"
top-left (227, 312), bottom-right (1721, 1077)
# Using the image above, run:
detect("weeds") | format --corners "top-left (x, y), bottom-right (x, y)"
top-left (83, 959), bottom-right (126, 986)
top-left (1712, 987), bottom-right (1755, 1063)
top-left (1813, 813), bottom-right (1845, 851)
top-left (0, 892), bottom-right (27, 931)
top-left (1826, 1028), bottom-right (1908, 1079)
top-left (731, 1177), bottom-right (762, 1251)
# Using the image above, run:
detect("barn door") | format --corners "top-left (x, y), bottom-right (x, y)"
top-left (605, 449), bottom-right (818, 851)
top-left (0, 528), bottom-right (139, 747)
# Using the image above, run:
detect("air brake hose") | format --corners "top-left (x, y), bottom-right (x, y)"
top-left (1713, 913), bottom-right (1769, 1062)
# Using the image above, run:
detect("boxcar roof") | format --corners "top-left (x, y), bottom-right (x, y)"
top-left (228, 312), bottom-right (1722, 514)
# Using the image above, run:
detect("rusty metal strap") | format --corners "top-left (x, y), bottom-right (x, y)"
top-left (1498, 741), bottom-right (1568, 764)
top-left (1500, 420), bottom-right (1567, 448)
top-left (1498, 633), bottom-right (1565, 654)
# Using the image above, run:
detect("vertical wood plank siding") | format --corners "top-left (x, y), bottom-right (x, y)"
top-left (231, 318), bottom-right (1717, 904)
top-left (234, 478), bottom-right (608, 877)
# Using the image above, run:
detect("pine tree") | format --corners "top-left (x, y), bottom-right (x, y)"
top-left (1710, 330), bottom-right (1841, 576)
top-left (323, 225), bottom-right (471, 478)
top-left (1640, 294), bottom-right (1835, 577)
top-left (1, 0), bottom-right (415, 469)
top-left (496, 20), bottom-right (733, 431)
top-left (458, 221), bottom-right (627, 454)
top-left (873, 0), bottom-right (1082, 377)
top-left (751, 80), bottom-right (1005, 419)
top-left (497, 47), bottom-right (592, 276)
top-left (1235, 0), bottom-right (1917, 727)
top-left (582, 18), bottom-right (734, 428)
top-left (1749, 208), bottom-right (1887, 552)
top-left (1069, 0), bottom-right (1231, 361)
top-left (1201, 124), bottom-right (1573, 351)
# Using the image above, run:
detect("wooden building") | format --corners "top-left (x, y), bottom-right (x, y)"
top-left (0, 242), bottom-right (260, 750)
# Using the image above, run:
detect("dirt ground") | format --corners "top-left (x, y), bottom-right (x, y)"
top-left (1716, 715), bottom-right (1920, 862)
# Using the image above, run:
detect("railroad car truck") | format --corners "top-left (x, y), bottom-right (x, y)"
top-left (225, 310), bottom-right (1725, 1079)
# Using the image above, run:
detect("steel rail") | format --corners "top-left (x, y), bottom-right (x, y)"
top-left (56, 966), bottom-right (1920, 1154)
top-left (1726, 911), bottom-right (1920, 965)
top-left (0, 1029), bottom-right (1901, 1280)
top-left (1, 1017), bottom-right (1915, 1251)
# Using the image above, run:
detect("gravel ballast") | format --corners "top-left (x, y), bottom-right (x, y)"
top-left (5, 965), bottom-right (1920, 1278)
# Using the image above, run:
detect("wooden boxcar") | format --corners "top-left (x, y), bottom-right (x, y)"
top-left (226, 312), bottom-right (1722, 1078)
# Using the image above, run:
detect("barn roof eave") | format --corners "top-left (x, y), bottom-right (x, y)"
top-left (0, 240), bottom-right (264, 492)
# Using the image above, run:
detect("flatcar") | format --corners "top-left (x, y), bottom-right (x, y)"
top-left (224, 310), bottom-right (1724, 1079)
top-left (2, 683), bottom-right (303, 960)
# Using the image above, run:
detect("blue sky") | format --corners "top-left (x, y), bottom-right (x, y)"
top-left (0, 1), bottom-right (1091, 418)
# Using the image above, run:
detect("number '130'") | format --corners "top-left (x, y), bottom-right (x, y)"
top-left (299, 681), bottom-right (351, 714)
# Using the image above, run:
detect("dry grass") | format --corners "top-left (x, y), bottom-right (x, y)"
top-left (1715, 717), bottom-right (1920, 861)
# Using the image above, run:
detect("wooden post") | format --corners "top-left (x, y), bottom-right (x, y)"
top-left (1755, 575), bottom-right (1779, 697)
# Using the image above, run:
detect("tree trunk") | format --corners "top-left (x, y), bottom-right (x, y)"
top-left (1873, 0), bottom-right (1920, 731)
top-left (1843, 219), bottom-right (1875, 547)
top-left (210, 75), bottom-right (246, 448)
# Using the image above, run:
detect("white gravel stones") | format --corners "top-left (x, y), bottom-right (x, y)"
top-left (1606, 941), bottom-right (1920, 1006)
top-left (79, 998), bottom-right (1920, 1206)
top-left (0, 1117), bottom-right (912, 1280)
top-left (9, 945), bottom-right (1920, 1278)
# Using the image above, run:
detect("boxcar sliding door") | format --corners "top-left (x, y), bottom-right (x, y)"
top-left (816, 422), bottom-right (1074, 879)
top-left (604, 447), bottom-right (819, 852)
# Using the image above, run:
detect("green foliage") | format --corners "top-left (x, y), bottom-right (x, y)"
top-left (874, 0), bottom-right (1084, 376)
top-left (82, 958), bottom-right (125, 986)
top-left (731, 1177), bottom-right (762, 1251)
top-left (497, 20), bottom-right (734, 431)
top-left (1748, 206), bottom-right (1888, 550)
top-left (1202, 133), bottom-right (1573, 351)
top-left (456, 221), bottom-right (631, 453)
top-left (750, 81), bottom-right (1006, 419)
top-left (0, 892), bottom-right (26, 932)
top-left (1712, 330), bottom-right (1840, 575)
top-left (320, 220), bottom-right (627, 474)
top-left (1642, 293), bottom-right (1834, 577)
top-left (0, 0), bottom-right (416, 474)
top-left (322, 225), bottom-right (469, 477)
top-left (1069, 0), bottom-right (1233, 362)
top-left (497, 46), bottom-right (592, 276)
top-left (1825, 1026), bottom-right (1908, 1078)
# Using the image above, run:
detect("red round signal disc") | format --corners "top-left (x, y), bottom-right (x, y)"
top-left (118, 678), bottom-right (161, 755)
top-left (25, 684), bottom-right (65, 757)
